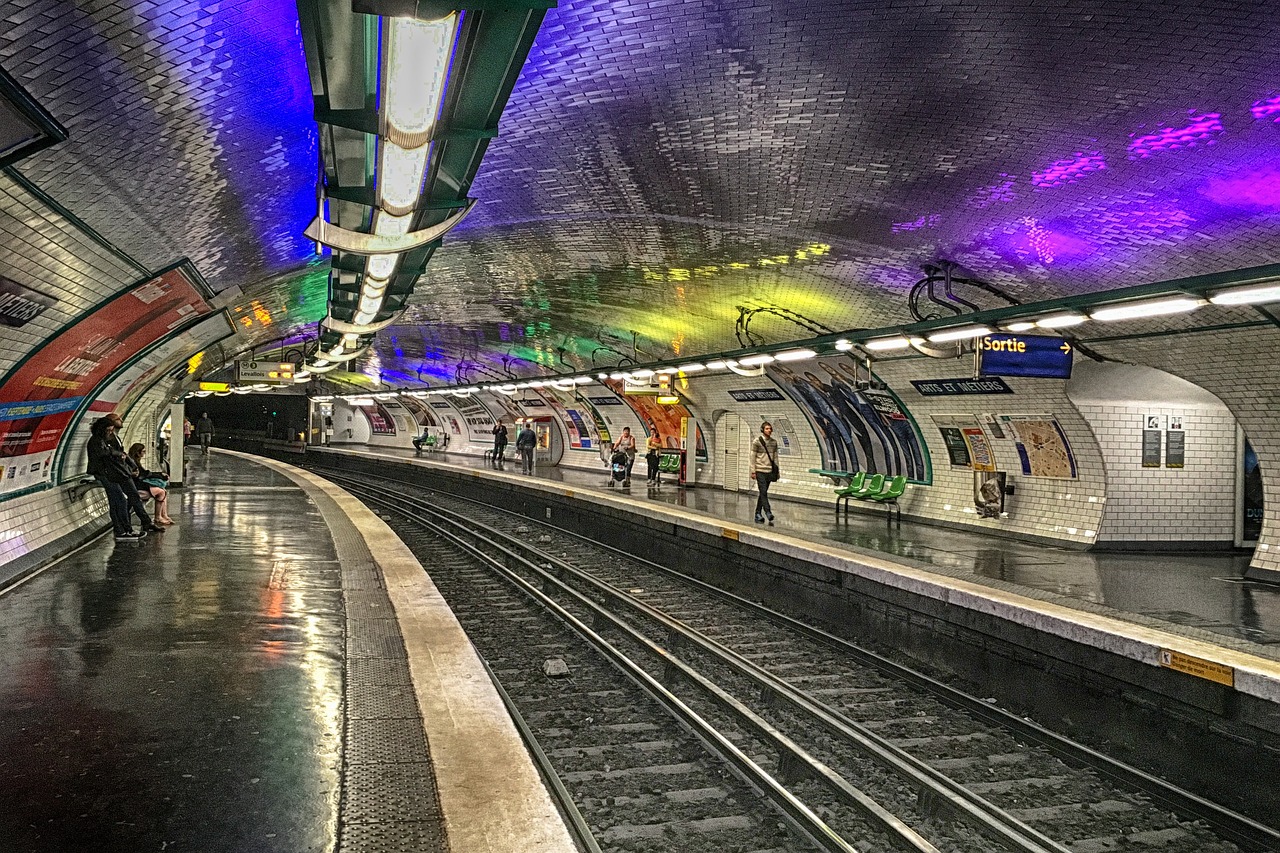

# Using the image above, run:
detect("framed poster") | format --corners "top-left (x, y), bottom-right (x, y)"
top-left (1003, 415), bottom-right (1077, 479)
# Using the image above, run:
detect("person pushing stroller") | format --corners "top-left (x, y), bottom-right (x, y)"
top-left (609, 427), bottom-right (637, 487)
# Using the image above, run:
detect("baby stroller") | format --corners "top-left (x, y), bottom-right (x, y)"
top-left (606, 449), bottom-right (630, 487)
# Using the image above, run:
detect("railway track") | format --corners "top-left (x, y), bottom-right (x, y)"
top-left (322, 468), bottom-right (1278, 853)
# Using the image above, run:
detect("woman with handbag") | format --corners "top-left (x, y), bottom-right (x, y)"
top-left (127, 443), bottom-right (175, 525)
top-left (749, 422), bottom-right (780, 525)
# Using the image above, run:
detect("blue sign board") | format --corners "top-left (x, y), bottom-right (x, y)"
top-left (978, 334), bottom-right (1073, 379)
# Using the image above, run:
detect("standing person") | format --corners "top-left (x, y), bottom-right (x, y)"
top-left (645, 430), bottom-right (662, 484)
top-left (88, 417), bottom-right (145, 541)
top-left (613, 427), bottom-right (637, 486)
top-left (196, 412), bottom-right (215, 455)
top-left (183, 417), bottom-right (193, 446)
top-left (492, 421), bottom-right (509, 466)
top-left (750, 421), bottom-right (780, 526)
top-left (516, 423), bottom-right (537, 475)
top-left (107, 413), bottom-right (163, 534)
top-left (323, 414), bottom-right (334, 446)
top-left (126, 443), bottom-right (175, 525)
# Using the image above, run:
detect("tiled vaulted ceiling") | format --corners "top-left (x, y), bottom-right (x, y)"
top-left (3, 0), bottom-right (1279, 384)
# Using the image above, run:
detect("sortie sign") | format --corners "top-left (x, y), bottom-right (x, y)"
top-left (978, 334), bottom-right (1074, 379)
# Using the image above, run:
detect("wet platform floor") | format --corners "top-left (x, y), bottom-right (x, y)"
top-left (371, 446), bottom-right (1280, 656)
top-left (0, 455), bottom-right (346, 852)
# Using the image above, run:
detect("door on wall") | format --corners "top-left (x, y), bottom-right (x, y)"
top-left (716, 413), bottom-right (743, 490)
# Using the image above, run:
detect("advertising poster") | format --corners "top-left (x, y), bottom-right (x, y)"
top-left (772, 357), bottom-right (928, 481)
top-left (1003, 415), bottom-right (1077, 479)
top-left (604, 380), bottom-right (708, 460)
top-left (1243, 439), bottom-right (1263, 543)
top-left (59, 312), bottom-right (235, 479)
top-left (397, 396), bottom-right (439, 428)
top-left (455, 397), bottom-right (496, 444)
top-left (539, 385), bottom-right (608, 452)
top-left (0, 264), bottom-right (213, 493)
top-left (932, 414), bottom-right (980, 468)
top-left (360, 403), bottom-right (397, 435)
top-left (962, 427), bottom-right (996, 472)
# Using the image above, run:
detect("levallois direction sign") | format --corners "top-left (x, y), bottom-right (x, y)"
top-left (978, 334), bottom-right (1073, 379)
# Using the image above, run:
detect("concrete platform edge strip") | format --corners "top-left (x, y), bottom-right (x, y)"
top-left (332, 448), bottom-right (1280, 706)
top-left (224, 450), bottom-right (579, 853)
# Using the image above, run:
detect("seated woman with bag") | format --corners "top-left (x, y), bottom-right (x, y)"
top-left (126, 443), bottom-right (175, 526)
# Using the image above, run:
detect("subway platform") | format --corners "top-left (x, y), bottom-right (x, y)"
top-left (0, 452), bottom-right (575, 853)
top-left (335, 445), bottom-right (1280, 658)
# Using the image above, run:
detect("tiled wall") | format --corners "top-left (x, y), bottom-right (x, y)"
top-left (1090, 327), bottom-right (1280, 574)
top-left (0, 484), bottom-right (108, 585)
top-left (1068, 363), bottom-right (1236, 545)
top-left (678, 361), bottom-right (1107, 546)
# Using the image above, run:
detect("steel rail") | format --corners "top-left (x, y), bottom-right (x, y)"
top-left (330, 464), bottom-right (1280, 853)
top-left (337, 479), bottom-right (867, 853)
top-left (335, 473), bottom-right (1064, 853)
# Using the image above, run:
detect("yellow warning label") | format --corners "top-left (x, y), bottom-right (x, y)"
top-left (1158, 649), bottom-right (1234, 687)
top-left (721, 528), bottom-right (740, 541)
top-left (564, 490), bottom-right (574, 497)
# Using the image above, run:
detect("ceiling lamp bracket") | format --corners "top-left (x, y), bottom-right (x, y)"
top-left (304, 199), bottom-right (475, 254)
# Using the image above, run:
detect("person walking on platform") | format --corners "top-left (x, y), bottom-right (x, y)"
top-left (645, 430), bottom-right (662, 484)
top-left (516, 423), bottom-right (537, 475)
top-left (613, 426), bottom-right (637, 486)
top-left (750, 421), bottom-right (780, 526)
top-left (196, 412), bottom-right (215, 455)
top-left (492, 421), bottom-right (509, 467)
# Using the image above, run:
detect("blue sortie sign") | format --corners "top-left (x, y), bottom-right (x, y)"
top-left (978, 334), bottom-right (1074, 379)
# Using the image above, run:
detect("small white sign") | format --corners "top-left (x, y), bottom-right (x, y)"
top-left (1144, 414), bottom-right (1167, 430)
top-left (1169, 415), bottom-right (1183, 430)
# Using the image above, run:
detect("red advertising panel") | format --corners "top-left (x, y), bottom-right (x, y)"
top-left (0, 264), bottom-right (212, 493)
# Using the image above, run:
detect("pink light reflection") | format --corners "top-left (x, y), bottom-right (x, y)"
top-left (1128, 113), bottom-right (1223, 159)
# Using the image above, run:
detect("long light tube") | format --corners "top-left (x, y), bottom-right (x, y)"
top-left (1209, 283), bottom-right (1280, 305)
top-left (737, 353), bottom-right (775, 366)
top-left (1035, 313), bottom-right (1087, 329)
top-left (773, 348), bottom-right (816, 361)
top-left (863, 336), bottom-right (911, 351)
top-left (926, 325), bottom-right (991, 343)
top-left (1089, 297), bottom-right (1202, 322)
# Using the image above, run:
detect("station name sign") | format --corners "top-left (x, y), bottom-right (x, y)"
top-left (0, 274), bottom-right (57, 328)
top-left (728, 388), bottom-right (785, 402)
top-left (978, 334), bottom-right (1073, 379)
top-left (236, 360), bottom-right (295, 383)
top-left (910, 377), bottom-right (1014, 396)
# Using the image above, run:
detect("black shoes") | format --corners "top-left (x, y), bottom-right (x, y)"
top-left (114, 530), bottom-right (145, 541)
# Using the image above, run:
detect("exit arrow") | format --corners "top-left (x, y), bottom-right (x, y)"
top-left (1060, 342), bottom-right (1072, 355)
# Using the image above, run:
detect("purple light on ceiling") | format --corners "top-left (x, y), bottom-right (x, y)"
top-left (1251, 95), bottom-right (1280, 122)
top-left (1031, 151), bottom-right (1105, 188)
top-left (1127, 113), bottom-right (1223, 159)
top-left (966, 175), bottom-right (1018, 209)
top-left (1202, 163), bottom-right (1280, 209)
top-left (988, 218), bottom-right (1093, 267)
top-left (892, 214), bottom-right (940, 233)
top-left (1085, 201), bottom-right (1194, 248)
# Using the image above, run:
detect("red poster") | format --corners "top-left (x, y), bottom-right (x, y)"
top-left (0, 265), bottom-right (212, 464)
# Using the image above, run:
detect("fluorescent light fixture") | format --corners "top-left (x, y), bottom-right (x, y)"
top-left (596, 372), bottom-right (608, 380)
top-left (630, 368), bottom-right (655, 378)
top-left (677, 362), bottom-right (706, 372)
top-left (529, 380), bottom-right (547, 388)
top-left (656, 366), bottom-right (679, 374)
top-left (349, 397), bottom-right (375, 406)
top-left (574, 376), bottom-right (594, 384)
top-left (1035, 313), bottom-right (1087, 329)
top-left (374, 393), bottom-right (397, 400)
top-left (367, 256), bottom-right (397, 279)
top-left (1089, 297), bottom-right (1202, 322)
top-left (704, 360), bottom-right (732, 370)
top-left (737, 353), bottom-right (775, 366)
top-left (834, 339), bottom-right (854, 351)
top-left (384, 15), bottom-right (456, 144)
top-left (608, 372), bottom-right (625, 380)
top-left (774, 348), bottom-right (816, 362)
top-left (863, 336), bottom-right (911, 351)
top-left (515, 382), bottom-right (531, 389)
top-left (378, 141), bottom-right (430, 211)
top-left (312, 395), bottom-right (333, 402)
top-left (1209, 283), bottom-right (1280, 305)
top-left (926, 325), bottom-right (991, 343)
top-left (1002, 321), bottom-right (1037, 332)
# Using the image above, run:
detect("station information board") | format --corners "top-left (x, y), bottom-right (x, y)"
top-left (236, 360), bottom-right (295, 383)
top-left (978, 334), bottom-right (1073, 379)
